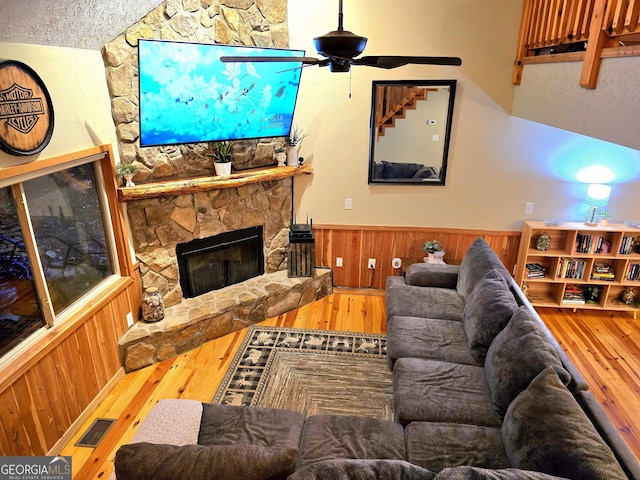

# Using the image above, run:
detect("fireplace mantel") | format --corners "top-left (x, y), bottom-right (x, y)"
top-left (117, 164), bottom-right (312, 202)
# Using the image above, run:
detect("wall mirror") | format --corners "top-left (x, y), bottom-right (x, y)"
top-left (368, 80), bottom-right (456, 185)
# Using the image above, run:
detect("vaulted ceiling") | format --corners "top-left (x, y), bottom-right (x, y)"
top-left (0, 0), bottom-right (161, 50)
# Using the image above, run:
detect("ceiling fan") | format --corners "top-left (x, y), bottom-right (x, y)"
top-left (220, 0), bottom-right (462, 73)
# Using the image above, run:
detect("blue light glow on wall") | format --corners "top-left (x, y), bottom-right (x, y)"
top-left (548, 135), bottom-right (640, 184)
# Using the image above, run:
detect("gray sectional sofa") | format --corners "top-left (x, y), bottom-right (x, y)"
top-left (114, 238), bottom-right (640, 480)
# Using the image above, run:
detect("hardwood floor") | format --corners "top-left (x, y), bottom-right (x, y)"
top-left (60, 291), bottom-right (639, 479)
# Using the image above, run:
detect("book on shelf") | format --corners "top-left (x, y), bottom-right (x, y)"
top-left (591, 263), bottom-right (615, 281)
top-left (620, 236), bottom-right (636, 255)
top-left (556, 257), bottom-right (585, 280)
top-left (626, 263), bottom-right (640, 281)
top-left (525, 263), bottom-right (545, 279)
top-left (562, 284), bottom-right (585, 304)
top-left (575, 234), bottom-right (611, 254)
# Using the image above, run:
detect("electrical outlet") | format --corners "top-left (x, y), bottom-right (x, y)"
top-left (368, 258), bottom-right (376, 269)
top-left (336, 257), bottom-right (343, 267)
top-left (524, 202), bottom-right (534, 215)
top-left (126, 312), bottom-right (134, 328)
top-left (345, 198), bottom-right (353, 210)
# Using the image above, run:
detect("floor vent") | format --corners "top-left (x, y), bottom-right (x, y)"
top-left (75, 418), bottom-right (116, 448)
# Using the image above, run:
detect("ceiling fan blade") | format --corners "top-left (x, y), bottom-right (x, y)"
top-left (353, 55), bottom-right (463, 69)
top-left (220, 56), bottom-right (324, 65)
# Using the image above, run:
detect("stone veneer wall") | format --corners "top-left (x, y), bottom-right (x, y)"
top-left (102, 0), bottom-right (295, 307)
top-left (128, 180), bottom-right (292, 307)
top-left (103, 0), bottom-right (290, 180)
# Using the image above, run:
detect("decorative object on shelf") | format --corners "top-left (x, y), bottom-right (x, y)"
top-left (598, 209), bottom-right (612, 226)
top-left (285, 125), bottom-right (307, 167)
top-left (584, 183), bottom-right (611, 226)
top-left (621, 287), bottom-right (636, 305)
top-left (141, 287), bottom-right (164, 322)
top-left (543, 219), bottom-right (561, 227)
top-left (423, 239), bottom-right (445, 264)
top-left (535, 232), bottom-right (551, 251)
top-left (208, 141), bottom-right (234, 177)
top-left (583, 285), bottom-right (601, 304)
top-left (116, 162), bottom-right (139, 187)
top-left (274, 147), bottom-right (287, 167)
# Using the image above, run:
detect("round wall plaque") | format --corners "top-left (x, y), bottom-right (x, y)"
top-left (0, 59), bottom-right (55, 156)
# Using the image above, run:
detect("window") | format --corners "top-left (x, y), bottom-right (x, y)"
top-left (0, 156), bottom-right (117, 357)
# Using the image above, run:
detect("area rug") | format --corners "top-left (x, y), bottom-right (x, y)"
top-left (212, 326), bottom-right (393, 420)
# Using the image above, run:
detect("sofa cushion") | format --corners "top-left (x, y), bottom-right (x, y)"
top-left (387, 315), bottom-right (481, 368)
top-left (457, 238), bottom-right (510, 300)
top-left (386, 276), bottom-right (465, 321)
top-left (393, 358), bottom-right (501, 427)
top-left (405, 263), bottom-right (460, 289)
top-left (297, 415), bottom-right (405, 469)
top-left (198, 404), bottom-right (304, 450)
top-left (502, 367), bottom-right (627, 480)
top-left (485, 307), bottom-right (571, 417)
top-left (462, 269), bottom-right (518, 362)
top-left (405, 422), bottom-right (509, 472)
top-left (289, 459), bottom-right (436, 480)
top-left (435, 466), bottom-right (570, 479)
top-left (114, 442), bottom-right (297, 480)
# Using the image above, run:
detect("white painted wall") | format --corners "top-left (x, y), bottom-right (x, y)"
top-left (288, 0), bottom-right (640, 230)
top-left (0, 43), bottom-right (120, 168)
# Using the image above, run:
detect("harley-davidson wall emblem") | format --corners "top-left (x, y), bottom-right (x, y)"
top-left (0, 60), bottom-right (54, 156)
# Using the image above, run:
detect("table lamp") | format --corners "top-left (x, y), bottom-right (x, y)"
top-left (584, 183), bottom-right (611, 226)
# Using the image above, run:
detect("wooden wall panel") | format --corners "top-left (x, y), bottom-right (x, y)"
top-left (0, 282), bottom-right (138, 456)
top-left (0, 146), bottom-right (140, 457)
top-left (314, 225), bottom-right (521, 290)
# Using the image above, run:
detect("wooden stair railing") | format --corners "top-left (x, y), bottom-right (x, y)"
top-left (376, 87), bottom-right (428, 139)
top-left (513, 0), bottom-right (640, 88)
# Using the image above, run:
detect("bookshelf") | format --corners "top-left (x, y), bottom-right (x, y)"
top-left (515, 221), bottom-right (640, 318)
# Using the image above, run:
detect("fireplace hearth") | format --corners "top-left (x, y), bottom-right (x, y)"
top-left (177, 226), bottom-right (264, 298)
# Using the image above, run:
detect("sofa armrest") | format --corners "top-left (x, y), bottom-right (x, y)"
top-left (405, 263), bottom-right (460, 289)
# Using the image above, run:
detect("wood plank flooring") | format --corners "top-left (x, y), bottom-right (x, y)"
top-left (60, 291), bottom-right (639, 479)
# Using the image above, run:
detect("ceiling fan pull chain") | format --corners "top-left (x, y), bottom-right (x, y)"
top-left (349, 69), bottom-right (352, 98)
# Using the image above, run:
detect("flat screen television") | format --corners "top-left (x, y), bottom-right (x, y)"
top-left (138, 39), bottom-right (304, 147)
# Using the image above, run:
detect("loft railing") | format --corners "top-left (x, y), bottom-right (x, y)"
top-left (513, 0), bottom-right (640, 88)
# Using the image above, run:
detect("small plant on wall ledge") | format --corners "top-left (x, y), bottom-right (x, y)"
top-left (208, 141), bottom-right (235, 177)
top-left (423, 239), bottom-right (446, 264)
top-left (286, 125), bottom-right (307, 148)
top-left (116, 162), bottom-right (139, 187)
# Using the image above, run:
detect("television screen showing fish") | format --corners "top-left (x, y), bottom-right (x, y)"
top-left (138, 39), bottom-right (304, 147)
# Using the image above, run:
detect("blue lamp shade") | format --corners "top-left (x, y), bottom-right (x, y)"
top-left (584, 184), bottom-right (611, 226)
top-left (585, 184), bottom-right (611, 207)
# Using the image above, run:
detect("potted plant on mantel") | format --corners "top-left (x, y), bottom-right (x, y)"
top-left (208, 141), bottom-right (234, 177)
top-left (116, 162), bottom-right (139, 187)
top-left (423, 239), bottom-right (446, 264)
top-left (285, 125), bottom-right (307, 166)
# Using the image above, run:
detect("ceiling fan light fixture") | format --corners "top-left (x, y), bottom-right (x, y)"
top-left (313, 30), bottom-right (368, 59)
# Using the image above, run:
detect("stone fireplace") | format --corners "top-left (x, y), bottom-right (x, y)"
top-left (103, 0), bottom-right (333, 372)
top-left (177, 225), bottom-right (265, 298)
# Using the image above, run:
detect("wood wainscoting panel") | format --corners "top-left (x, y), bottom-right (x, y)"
top-left (314, 225), bottom-right (521, 290)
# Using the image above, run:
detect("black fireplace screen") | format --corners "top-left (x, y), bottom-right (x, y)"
top-left (176, 226), bottom-right (264, 298)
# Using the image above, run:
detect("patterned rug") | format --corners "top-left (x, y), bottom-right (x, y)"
top-left (212, 326), bottom-right (393, 420)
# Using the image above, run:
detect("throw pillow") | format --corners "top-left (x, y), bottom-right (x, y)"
top-left (435, 466), bottom-right (569, 479)
top-left (462, 268), bottom-right (518, 362)
top-left (288, 459), bottom-right (436, 480)
top-left (484, 306), bottom-right (571, 417)
top-left (114, 442), bottom-right (297, 480)
top-left (382, 160), bottom-right (424, 179)
top-left (502, 367), bottom-right (627, 480)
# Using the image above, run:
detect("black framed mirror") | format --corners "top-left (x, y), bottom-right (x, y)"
top-left (368, 80), bottom-right (456, 185)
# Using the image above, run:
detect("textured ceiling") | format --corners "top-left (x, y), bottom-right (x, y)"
top-left (0, 0), bottom-right (162, 50)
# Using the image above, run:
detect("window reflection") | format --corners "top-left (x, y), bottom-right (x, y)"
top-left (23, 164), bottom-right (113, 314)
top-left (0, 187), bottom-right (45, 357)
